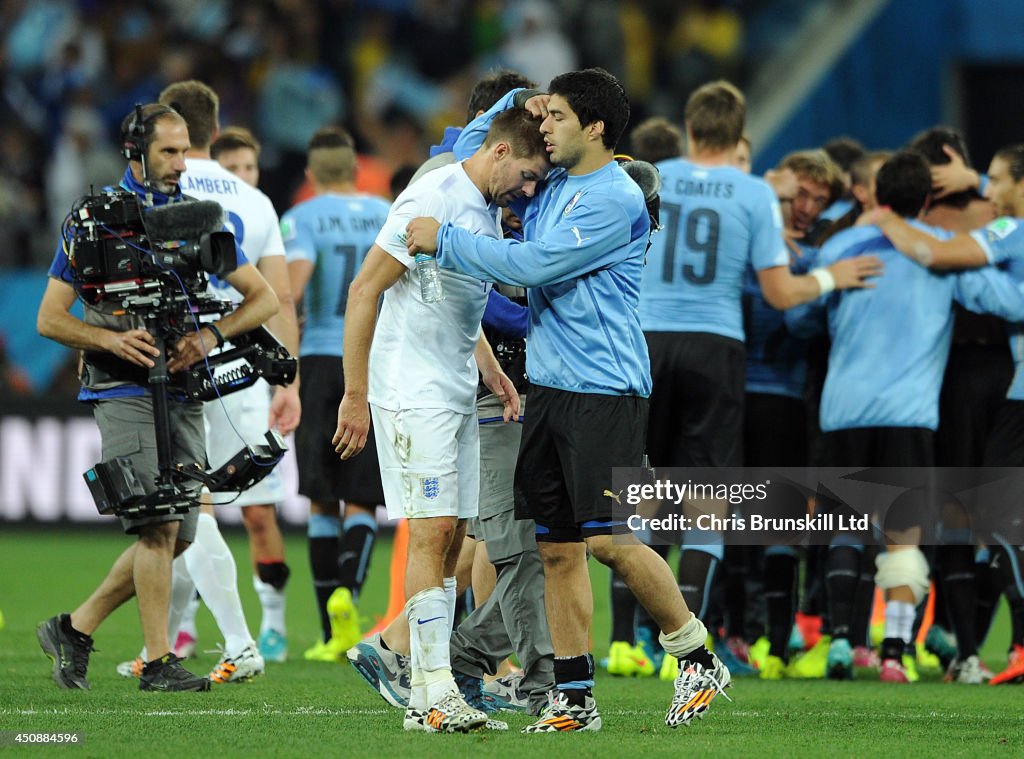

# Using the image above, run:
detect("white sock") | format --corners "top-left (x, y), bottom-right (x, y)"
top-left (423, 667), bottom-right (456, 706)
top-left (884, 600), bottom-right (916, 645)
top-left (442, 576), bottom-right (457, 637)
top-left (253, 575), bottom-right (286, 635)
top-left (407, 587), bottom-right (455, 706)
top-left (167, 555), bottom-right (196, 643)
top-left (659, 613), bottom-right (708, 659)
top-left (409, 666), bottom-right (427, 711)
top-left (183, 512), bottom-right (253, 656)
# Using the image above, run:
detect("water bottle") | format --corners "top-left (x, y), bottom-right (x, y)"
top-left (416, 253), bottom-right (445, 303)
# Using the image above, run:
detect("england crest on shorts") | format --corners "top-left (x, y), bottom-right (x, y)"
top-left (422, 477), bottom-right (440, 500)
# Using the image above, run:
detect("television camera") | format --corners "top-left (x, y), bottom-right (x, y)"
top-left (63, 186), bottom-right (296, 519)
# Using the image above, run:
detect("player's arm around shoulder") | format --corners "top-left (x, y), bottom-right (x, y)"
top-left (758, 235), bottom-right (882, 311)
top-left (866, 207), bottom-right (987, 269)
top-left (333, 245), bottom-right (407, 461)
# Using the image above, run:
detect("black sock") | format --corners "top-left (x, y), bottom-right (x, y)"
top-left (881, 637), bottom-right (905, 662)
top-left (681, 645), bottom-right (715, 669)
top-left (973, 552), bottom-right (1001, 645)
top-left (800, 545), bottom-right (827, 616)
top-left (931, 562), bottom-right (949, 630)
top-left (742, 547), bottom-right (767, 641)
top-left (554, 654), bottom-right (594, 706)
top-left (938, 544), bottom-right (978, 658)
top-left (723, 545), bottom-right (749, 639)
top-left (610, 570), bottom-right (637, 643)
top-left (1007, 587), bottom-right (1024, 647)
top-left (338, 513), bottom-right (377, 601)
top-left (825, 545), bottom-right (861, 640)
top-left (850, 545), bottom-right (879, 647)
top-left (309, 535), bottom-right (340, 641)
top-left (764, 552), bottom-right (798, 659)
top-left (678, 548), bottom-right (719, 620)
top-left (257, 560), bottom-right (290, 590)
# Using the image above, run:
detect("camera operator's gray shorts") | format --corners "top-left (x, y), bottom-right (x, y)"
top-left (93, 396), bottom-right (205, 542)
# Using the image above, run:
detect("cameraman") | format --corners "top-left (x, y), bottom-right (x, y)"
top-left (35, 104), bottom-right (278, 692)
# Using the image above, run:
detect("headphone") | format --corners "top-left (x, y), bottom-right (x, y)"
top-left (120, 103), bottom-right (177, 162)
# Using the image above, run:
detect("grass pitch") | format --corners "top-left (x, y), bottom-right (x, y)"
top-left (1, 526), bottom-right (1022, 758)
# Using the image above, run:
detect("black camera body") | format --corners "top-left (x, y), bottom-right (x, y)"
top-left (66, 189), bottom-right (237, 305)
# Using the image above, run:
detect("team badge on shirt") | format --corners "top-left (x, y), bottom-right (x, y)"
top-left (422, 477), bottom-right (440, 500)
top-left (563, 190), bottom-right (582, 216)
top-left (986, 217), bottom-right (1019, 242)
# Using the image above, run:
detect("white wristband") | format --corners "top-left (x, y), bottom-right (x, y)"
top-left (809, 267), bottom-right (835, 295)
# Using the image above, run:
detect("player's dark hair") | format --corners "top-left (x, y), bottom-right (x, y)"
top-left (629, 116), bottom-right (684, 163)
top-left (211, 126), bottom-right (261, 159)
top-left (685, 80), bottom-right (745, 152)
top-left (468, 69), bottom-right (536, 123)
top-left (906, 125), bottom-right (972, 169)
top-left (994, 143), bottom-right (1024, 182)
top-left (850, 150), bottom-right (891, 189)
top-left (119, 103), bottom-right (185, 162)
top-left (307, 126), bottom-right (356, 184)
top-left (483, 109), bottom-right (547, 159)
top-left (875, 151), bottom-right (932, 218)
top-left (389, 164), bottom-right (418, 200)
top-left (906, 126), bottom-right (979, 209)
top-left (308, 125), bottom-right (355, 151)
top-left (548, 67), bottom-right (630, 151)
top-left (159, 80), bottom-right (219, 149)
top-left (822, 136), bottom-right (866, 174)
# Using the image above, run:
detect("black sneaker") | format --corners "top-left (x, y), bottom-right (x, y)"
top-left (139, 653), bottom-right (211, 692)
top-left (37, 613), bottom-right (94, 690)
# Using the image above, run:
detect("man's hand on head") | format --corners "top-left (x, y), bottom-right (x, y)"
top-left (405, 217), bottom-right (441, 255)
top-left (523, 94), bottom-right (551, 119)
top-left (931, 145), bottom-right (980, 199)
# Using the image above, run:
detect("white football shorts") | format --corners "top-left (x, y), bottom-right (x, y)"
top-left (370, 404), bottom-right (479, 521)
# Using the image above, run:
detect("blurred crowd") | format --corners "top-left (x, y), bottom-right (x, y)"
top-left (0, 0), bottom-right (781, 269)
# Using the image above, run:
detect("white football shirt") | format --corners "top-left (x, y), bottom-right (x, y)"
top-left (369, 161), bottom-right (497, 414)
top-left (180, 157), bottom-right (285, 304)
